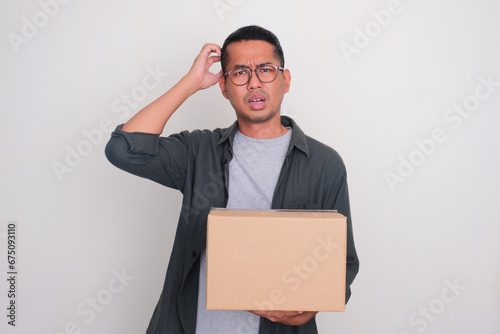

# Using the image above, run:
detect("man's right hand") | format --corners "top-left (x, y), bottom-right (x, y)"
top-left (122, 43), bottom-right (224, 134)
top-left (184, 43), bottom-right (223, 93)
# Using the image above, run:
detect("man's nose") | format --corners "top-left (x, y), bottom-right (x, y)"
top-left (247, 70), bottom-right (262, 90)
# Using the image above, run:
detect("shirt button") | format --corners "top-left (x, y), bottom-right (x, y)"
top-left (222, 159), bottom-right (228, 164)
top-left (191, 251), bottom-right (197, 257)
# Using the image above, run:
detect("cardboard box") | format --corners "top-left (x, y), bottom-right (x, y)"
top-left (206, 208), bottom-right (347, 312)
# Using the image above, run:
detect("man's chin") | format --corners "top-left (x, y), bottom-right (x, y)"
top-left (237, 109), bottom-right (279, 124)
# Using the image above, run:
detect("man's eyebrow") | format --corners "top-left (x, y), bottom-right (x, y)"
top-left (232, 62), bottom-right (273, 69)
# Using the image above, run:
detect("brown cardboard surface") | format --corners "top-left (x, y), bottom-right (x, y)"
top-left (206, 209), bottom-right (347, 312)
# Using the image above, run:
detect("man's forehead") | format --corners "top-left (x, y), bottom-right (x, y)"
top-left (225, 40), bottom-right (278, 67)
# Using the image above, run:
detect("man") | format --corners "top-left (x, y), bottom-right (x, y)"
top-left (106, 25), bottom-right (359, 334)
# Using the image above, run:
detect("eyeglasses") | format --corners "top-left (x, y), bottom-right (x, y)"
top-left (224, 64), bottom-right (284, 86)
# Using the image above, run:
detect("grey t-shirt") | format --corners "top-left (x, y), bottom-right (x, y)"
top-left (195, 128), bottom-right (292, 334)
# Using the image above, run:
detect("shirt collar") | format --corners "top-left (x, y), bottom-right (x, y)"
top-left (218, 116), bottom-right (309, 157)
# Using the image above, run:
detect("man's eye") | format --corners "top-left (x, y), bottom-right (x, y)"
top-left (233, 69), bottom-right (247, 76)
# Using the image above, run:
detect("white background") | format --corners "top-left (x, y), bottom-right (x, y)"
top-left (1, 0), bottom-right (499, 333)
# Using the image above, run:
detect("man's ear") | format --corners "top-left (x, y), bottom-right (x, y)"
top-left (219, 75), bottom-right (229, 99)
top-left (283, 69), bottom-right (291, 94)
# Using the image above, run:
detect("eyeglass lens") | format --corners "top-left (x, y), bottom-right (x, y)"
top-left (230, 65), bottom-right (278, 85)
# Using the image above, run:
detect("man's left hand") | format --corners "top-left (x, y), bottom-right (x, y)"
top-left (248, 310), bottom-right (318, 326)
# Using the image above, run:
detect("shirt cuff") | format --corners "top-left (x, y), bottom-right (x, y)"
top-left (114, 124), bottom-right (160, 156)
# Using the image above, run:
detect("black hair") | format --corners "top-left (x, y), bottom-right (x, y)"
top-left (221, 25), bottom-right (285, 73)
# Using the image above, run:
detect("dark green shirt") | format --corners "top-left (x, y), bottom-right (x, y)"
top-left (105, 116), bottom-right (359, 334)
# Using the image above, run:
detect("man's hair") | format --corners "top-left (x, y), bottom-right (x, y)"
top-left (221, 25), bottom-right (285, 73)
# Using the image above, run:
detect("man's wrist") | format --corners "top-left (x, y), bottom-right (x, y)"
top-left (179, 74), bottom-right (202, 97)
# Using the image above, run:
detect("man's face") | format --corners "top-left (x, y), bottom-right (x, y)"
top-left (219, 40), bottom-right (291, 125)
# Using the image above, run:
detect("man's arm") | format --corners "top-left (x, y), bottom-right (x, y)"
top-left (105, 43), bottom-right (222, 189)
top-left (121, 43), bottom-right (223, 134)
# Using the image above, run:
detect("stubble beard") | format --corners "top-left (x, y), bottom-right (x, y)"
top-left (237, 106), bottom-right (281, 124)
top-left (236, 90), bottom-right (282, 124)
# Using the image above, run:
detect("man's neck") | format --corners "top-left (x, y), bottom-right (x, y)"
top-left (237, 117), bottom-right (288, 139)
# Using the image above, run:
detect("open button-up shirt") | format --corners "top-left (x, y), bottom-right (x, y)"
top-left (105, 116), bottom-right (359, 334)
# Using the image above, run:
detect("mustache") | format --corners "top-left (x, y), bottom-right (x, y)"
top-left (244, 90), bottom-right (270, 101)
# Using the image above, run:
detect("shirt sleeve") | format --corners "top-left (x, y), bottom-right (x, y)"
top-left (104, 124), bottom-right (190, 192)
top-left (329, 170), bottom-right (359, 304)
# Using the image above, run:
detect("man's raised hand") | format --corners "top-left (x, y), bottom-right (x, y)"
top-left (121, 43), bottom-right (223, 134)
top-left (185, 43), bottom-right (223, 91)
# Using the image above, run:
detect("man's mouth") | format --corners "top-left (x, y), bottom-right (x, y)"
top-left (248, 94), bottom-right (266, 110)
